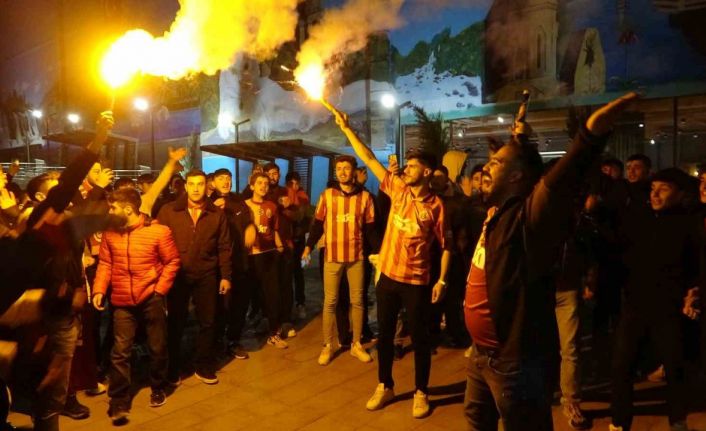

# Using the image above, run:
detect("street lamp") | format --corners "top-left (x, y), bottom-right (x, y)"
top-left (67, 113), bottom-right (80, 124)
top-left (133, 97), bottom-right (150, 112)
top-left (31, 109), bottom-right (43, 119)
top-left (134, 98), bottom-right (156, 167)
top-left (381, 97), bottom-right (412, 164)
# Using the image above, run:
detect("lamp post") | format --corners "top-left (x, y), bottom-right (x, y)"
top-left (134, 97), bottom-right (155, 168)
top-left (379, 92), bottom-right (412, 164)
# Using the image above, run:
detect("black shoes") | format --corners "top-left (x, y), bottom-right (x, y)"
top-left (195, 370), bottom-right (219, 385)
top-left (228, 343), bottom-right (250, 360)
top-left (61, 394), bottom-right (90, 420)
top-left (149, 390), bottom-right (166, 408)
top-left (108, 404), bottom-right (129, 425)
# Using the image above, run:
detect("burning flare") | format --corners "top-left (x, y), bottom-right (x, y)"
top-left (100, 0), bottom-right (299, 87)
top-left (294, 62), bottom-right (326, 100)
top-left (293, 0), bottom-right (405, 100)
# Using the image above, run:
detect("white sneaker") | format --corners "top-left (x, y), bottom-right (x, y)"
top-left (287, 328), bottom-right (297, 338)
top-left (366, 383), bottom-right (394, 411)
top-left (267, 335), bottom-right (288, 349)
top-left (412, 390), bottom-right (430, 418)
top-left (351, 342), bottom-right (372, 363)
top-left (464, 346), bottom-right (473, 358)
top-left (318, 344), bottom-right (333, 365)
top-left (609, 425), bottom-right (623, 431)
top-left (85, 381), bottom-right (106, 396)
top-left (296, 304), bottom-right (306, 320)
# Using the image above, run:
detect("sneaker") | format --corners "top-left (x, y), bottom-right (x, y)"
top-left (647, 365), bottom-right (665, 383)
top-left (609, 425), bottom-right (623, 431)
top-left (109, 404), bottom-right (129, 425)
top-left (393, 344), bottom-right (405, 361)
top-left (61, 394), bottom-right (90, 420)
top-left (412, 390), bottom-right (430, 418)
top-left (366, 383), bottom-right (394, 411)
top-left (149, 390), bottom-right (166, 407)
top-left (195, 370), bottom-right (219, 385)
top-left (670, 420), bottom-right (689, 431)
top-left (85, 381), bottom-right (106, 396)
top-left (296, 304), bottom-right (307, 320)
top-left (563, 402), bottom-right (591, 430)
top-left (286, 328), bottom-right (297, 338)
top-left (351, 342), bottom-right (373, 363)
top-left (228, 343), bottom-right (250, 360)
top-left (464, 346), bottom-right (473, 358)
top-left (318, 344), bottom-right (333, 366)
top-left (267, 335), bottom-right (288, 349)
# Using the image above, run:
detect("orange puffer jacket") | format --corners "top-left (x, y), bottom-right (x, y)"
top-left (93, 215), bottom-right (180, 307)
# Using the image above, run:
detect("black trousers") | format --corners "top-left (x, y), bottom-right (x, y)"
top-left (278, 248), bottom-right (294, 326)
top-left (222, 273), bottom-right (251, 345)
top-left (167, 274), bottom-right (218, 378)
top-left (611, 309), bottom-right (687, 429)
top-left (248, 251), bottom-right (281, 336)
top-left (109, 294), bottom-right (167, 406)
top-left (376, 273), bottom-right (432, 392)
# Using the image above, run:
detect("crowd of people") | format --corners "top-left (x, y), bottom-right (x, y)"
top-left (0, 91), bottom-right (704, 431)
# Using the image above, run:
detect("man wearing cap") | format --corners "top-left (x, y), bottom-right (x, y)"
top-left (610, 168), bottom-right (699, 431)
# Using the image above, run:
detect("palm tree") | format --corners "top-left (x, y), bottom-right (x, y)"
top-left (411, 104), bottom-right (450, 162)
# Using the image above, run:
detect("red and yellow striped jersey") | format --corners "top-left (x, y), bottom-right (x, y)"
top-left (378, 172), bottom-right (448, 285)
top-left (314, 187), bottom-right (375, 263)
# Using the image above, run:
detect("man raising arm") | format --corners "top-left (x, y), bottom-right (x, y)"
top-left (329, 106), bottom-right (451, 419)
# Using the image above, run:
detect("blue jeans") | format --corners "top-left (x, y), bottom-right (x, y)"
top-left (463, 345), bottom-right (553, 431)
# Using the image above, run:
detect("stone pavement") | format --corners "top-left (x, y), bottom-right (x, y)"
top-left (7, 265), bottom-right (706, 430)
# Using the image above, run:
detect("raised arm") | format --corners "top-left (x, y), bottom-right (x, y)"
top-left (28, 112), bottom-right (114, 228)
top-left (526, 92), bottom-right (638, 237)
top-left (329, 105), bottom-right (387, 182)
top-left (141, 146), bottom-right (186, 215)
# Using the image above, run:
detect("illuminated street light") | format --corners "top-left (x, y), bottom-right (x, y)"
top-left (650, 139), bottom-right (656, 145)
top-left (31, 109), bottom-right (43, 119)
top-left (133, 97), bottom-right (150, 112)
top-left (67, 113), bottom-right (80, 124)
top-left (497, 116), bottom-right (505, 123)
top-left (380, 93), bottom-right (396, 109)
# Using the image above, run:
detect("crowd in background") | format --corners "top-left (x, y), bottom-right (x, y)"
top-left (0, 92), bottom-right (704, 431)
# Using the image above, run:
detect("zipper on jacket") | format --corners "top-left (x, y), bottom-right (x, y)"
top-left (127, 230), bottom-right (137, 305)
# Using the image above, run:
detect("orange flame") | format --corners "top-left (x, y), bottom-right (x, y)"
top-left (294, 62), bottom-right (326, 100)
top-left (99, 0), bottom-right (299, 88)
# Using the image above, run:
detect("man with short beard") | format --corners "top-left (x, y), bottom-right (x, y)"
top-left (330, 107), bottom-right (451, 419)
top-left (92, 188), bottom-right (180, 423)
top-left (302, 155), bottom-right (377, 366)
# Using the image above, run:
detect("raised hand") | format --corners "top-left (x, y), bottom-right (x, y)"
top-left (587, 92), bottom-right (639, 136)
top-left (0, 189), bottom-right (16, 210)
top-left (95, 168), bottom-right (115, 189)
top-left (94, 111), bottom-right (115, 146)
top-left (168, 146), bottom-right (187, 162)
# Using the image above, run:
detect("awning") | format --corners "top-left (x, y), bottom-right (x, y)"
top-left (201, 139), bottom-right (340, 162)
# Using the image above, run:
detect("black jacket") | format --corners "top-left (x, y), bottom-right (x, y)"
top-left (157, 195), bottom-right (232, 282)
top-left (621, 204), bottom-right (699, 316)
top-left (483, 127), bottom-right (607, 361)
top-left (210, 191), bottom-right (251, 274)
